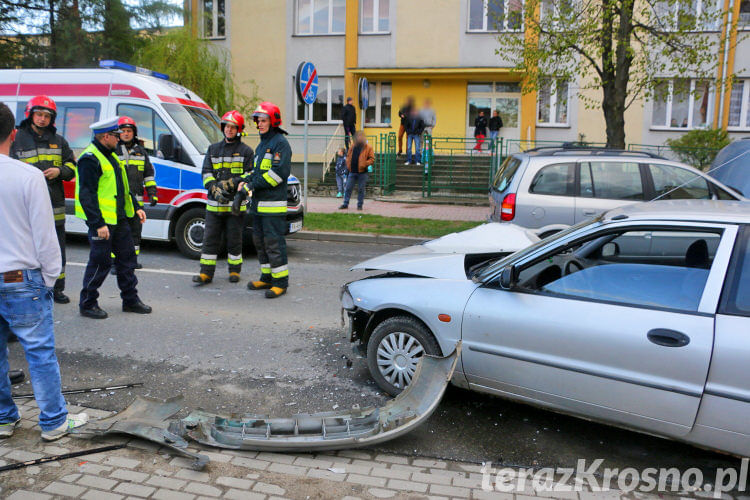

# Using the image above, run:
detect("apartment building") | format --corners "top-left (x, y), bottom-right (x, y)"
top-left (188, 0), bottom-right (750, 153)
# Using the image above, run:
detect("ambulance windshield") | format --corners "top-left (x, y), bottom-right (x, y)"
top-left (163, 104), bottom-right (223, 154)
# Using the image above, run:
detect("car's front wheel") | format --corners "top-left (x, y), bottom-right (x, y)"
top-left (367, 316), bottom-right (441, 396)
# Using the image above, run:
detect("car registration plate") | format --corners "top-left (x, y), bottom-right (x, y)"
top-left (289, 220), bottom-right (303, 233)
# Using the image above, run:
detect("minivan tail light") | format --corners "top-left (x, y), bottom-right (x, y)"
top-left (500, 193), bottom-right (516, 221)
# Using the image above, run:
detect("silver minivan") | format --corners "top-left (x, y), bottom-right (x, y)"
top-left (489, 147), bottom-right (743, 237)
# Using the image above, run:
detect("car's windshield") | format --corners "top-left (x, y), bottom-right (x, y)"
top-left (162, 103), bottom-right (223, 154)
top-left (474, 218), bottom-right (602, 282)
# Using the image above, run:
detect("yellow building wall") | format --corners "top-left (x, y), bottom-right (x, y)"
top-left (228, 1), bottom-right (287, 117)
top-left (575, 83), bottom-right (643, 145)
top-left (395, 1), bottom-right (460, 67)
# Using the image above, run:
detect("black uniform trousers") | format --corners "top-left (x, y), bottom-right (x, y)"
top-left (80, 219), bottom-right (139, 309)
top-left (54, 223), bottom-right (66, 293)
top-left (199, 211), bottom-right (243, 277)
top-left (252, 214), bottom-right (288, 289)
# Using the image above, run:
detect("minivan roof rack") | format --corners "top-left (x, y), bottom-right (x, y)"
top-left (522, 145), bottom-right (666, 159)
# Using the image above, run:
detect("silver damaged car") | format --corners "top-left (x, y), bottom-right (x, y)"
top-left (342, 200), bottom-right (750, 456)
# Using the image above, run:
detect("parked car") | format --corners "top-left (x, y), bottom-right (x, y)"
top-left (711, 138), bottom-right (750, 197)
top-left (0, 61), bottom-right (304, 259)
top-left (342, 200), bottom-right (750, 456)
top-left (489, 147), bottom-right (743, 237)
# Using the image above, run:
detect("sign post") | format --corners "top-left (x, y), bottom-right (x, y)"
top-left (296, 61), bottom-right (318, 208)
top-left (358, 77), bottom-right (369, 127)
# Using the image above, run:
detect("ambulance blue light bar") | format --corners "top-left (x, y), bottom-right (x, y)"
top-left (99, 60), bottom-right (170, 81)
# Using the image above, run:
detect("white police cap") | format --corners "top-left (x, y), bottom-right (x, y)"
top-left (89, 117), bottom-right (121, 135)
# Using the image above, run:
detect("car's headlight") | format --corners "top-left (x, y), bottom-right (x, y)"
top-left (341, 286), bottom-right (355, 310)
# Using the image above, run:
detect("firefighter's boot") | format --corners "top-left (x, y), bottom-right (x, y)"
top-left (265, 287), bottom-right (287, 299)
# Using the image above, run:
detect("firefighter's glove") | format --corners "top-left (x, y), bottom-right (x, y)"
top-left (231, 184), bottom-right (251, 217)
top-left (210, 184), bottom-right (231, 204)
top-left (147, 187), bottom-right (158, 206)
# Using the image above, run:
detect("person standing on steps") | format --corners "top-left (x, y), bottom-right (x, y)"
top-left (342, 97), bottom-right (356, 149)
top-left (339, 131), bottom-right (374, 211)
top-left (397, 96), bottom-right (415, 156)
top-left (473, 110), bottom-right (488, 152)
top-left (489, 110), bottom-right (503, 147)
top-left (76, 117), bottom-right (152, 320)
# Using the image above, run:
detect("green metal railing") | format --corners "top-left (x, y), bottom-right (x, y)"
top-left (376, 132), bottom-right (397, 195)
top-left (421, 135), bottom-right (501, 199)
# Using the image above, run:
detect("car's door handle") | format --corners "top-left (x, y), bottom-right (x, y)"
top-left (582, 210), bottom-right (597, 216)
top-left (647, 329), bottom-right (691, 348)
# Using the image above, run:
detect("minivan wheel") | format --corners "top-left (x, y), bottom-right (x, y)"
top-left (367, 316), bottom-right (441, 397)
top-left (174, 207), bottom-right (206, 260)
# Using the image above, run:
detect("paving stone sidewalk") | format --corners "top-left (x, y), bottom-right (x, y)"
top-left (307, 196), bottom-right (489, 222)
top-left (0, 399), bottom-right (701, 500)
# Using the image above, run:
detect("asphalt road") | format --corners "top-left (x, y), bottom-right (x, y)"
top-left (8, 236), bottom-right (739, 485)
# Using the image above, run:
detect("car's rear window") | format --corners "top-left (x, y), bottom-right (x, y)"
top-left (492, 156), bottom-right (522, 192)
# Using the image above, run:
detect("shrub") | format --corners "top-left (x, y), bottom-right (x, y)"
top-left (666, 129), bottom-right (730, 170)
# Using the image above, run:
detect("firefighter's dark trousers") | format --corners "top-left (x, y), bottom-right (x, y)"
top-left (252, 214), bottom-right (288, 289)
top-left (128, 214), bottom-right (142, 257)
top-left (199, 211), bottom-right (243, 277)
top-left (54, 223), bottom-right (66, 293)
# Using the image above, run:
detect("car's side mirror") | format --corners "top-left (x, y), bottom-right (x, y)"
top-left (602, 242), bottom-right (620, 258)
top-left (499, 265), bottom-right (517, 289)
top-left (157, 133), bottom-right (176, 160)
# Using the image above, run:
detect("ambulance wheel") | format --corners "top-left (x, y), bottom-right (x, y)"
top-left (175, 207), bottom-right (205, 260)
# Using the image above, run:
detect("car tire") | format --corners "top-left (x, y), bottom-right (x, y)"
top-left (174, 207), bottom-right (206, 260)
top-left (367, 316), bottom-right (442, 397)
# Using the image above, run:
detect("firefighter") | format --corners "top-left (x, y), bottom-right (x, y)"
top-left (192, 111), bottom-right (254, 285)
top-left (240, 102), bottom-right (291, 299)
top-left (113, 116), bottom-right (158, 271)
top-left (76, 117), bottom-right (151, 319)
top-left (10, 95), bottom-right (76, 304)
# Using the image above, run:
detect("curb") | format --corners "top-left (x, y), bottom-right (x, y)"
top-left (289, 230), bottom-right (425, 245)
top-left (372, 197), bottom-right (490, 207)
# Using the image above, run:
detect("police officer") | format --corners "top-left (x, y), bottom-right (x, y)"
top-left (10, 95), bottom-right (76, 304)
top-left (240, 102), bottom-right (291, 299)
top-left (192, 111), bottom-right (254, 285)
top-left (114, 116), bottom-right (158, 270)
top-left (76, 117), bottom-right (151, 319)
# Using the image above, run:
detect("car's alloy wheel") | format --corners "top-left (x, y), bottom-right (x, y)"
top-left (367, 316), bottom-right (442, 396)
top-left (376, 331), bottom-right (424, 390)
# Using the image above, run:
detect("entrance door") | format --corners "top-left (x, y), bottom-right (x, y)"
top-left (466, 82), bottom-right (521, 145)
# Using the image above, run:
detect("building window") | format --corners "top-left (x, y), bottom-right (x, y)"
top-left (537, 79), bottom-right (569, 126)
top-left (297, 0), bottom-right (345, 35)
top-left (651, 79), bottom-right (714, 129)
top-left (741, 0), bottom-right (750, 28)
top-left (364, 82), bottom-right (392, 126)
top-left (468, 0), bottom-right (523, 32)
top-left (202, 0), bottom-right (225, 39)
top-left (361, 0), bottom-right (389, 33)
top-left (728, 80), bottom-right (750, 129)
top-left (655, 0), bottom-right (719, 31)
top-left (295, 77), bottom-right (345, 123)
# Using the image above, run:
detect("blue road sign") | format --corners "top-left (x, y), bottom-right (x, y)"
top-left (359, 77), bottom-right (369, 110)
top-left (297, 62), bottom-right (319, 105)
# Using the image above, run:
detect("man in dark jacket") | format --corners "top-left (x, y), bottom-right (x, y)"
top-left (342, 97), bottom-right (356, 149)
top-left (75, 117), bottom-right (151, 319)
top-left (240, 102), bottom-right (292, 299)
top-left (404, 109), bottom-right (425, 166)
top-left (115, 116), bottom-right (158, 270)
top-left (473, 110), bottom-right (488, 151)
top-left (10, 95), bottom-right (76, 304)
top-left (193, 110), bottom-right (254, 285)
top-left (397, 96), bottom-right (415, 155)
top-left (489, 110), bottom-right (503, 146)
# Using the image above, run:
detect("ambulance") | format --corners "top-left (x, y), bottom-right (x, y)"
top-left (0, 60), bottom-right (304, 259)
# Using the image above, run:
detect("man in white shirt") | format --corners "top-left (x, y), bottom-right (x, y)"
top-left (0, 102), bottom-right (87, 441)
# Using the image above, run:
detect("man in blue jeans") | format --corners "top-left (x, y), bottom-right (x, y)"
top-left (404, 108), bottom-right (425, 166)
top-left (339, 131), bottom-right (374, 211)
top-left (0, 103), bottom-right (88, 440)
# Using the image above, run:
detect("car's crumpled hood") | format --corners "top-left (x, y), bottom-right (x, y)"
top-left (350, 223), bottom-right (537, 280)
